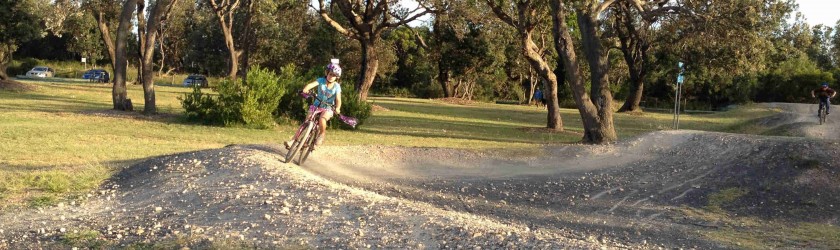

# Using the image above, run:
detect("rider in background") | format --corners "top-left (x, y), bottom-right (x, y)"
top-left (285, 59), bottom-right (343, 150)
top-left (811, 82), bottom-right (836, 115)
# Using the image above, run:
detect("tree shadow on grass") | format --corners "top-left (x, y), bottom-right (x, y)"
top-left (361, 115), bottom-right (583, 144)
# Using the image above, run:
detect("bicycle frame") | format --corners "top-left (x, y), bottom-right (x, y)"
top-left (284, 92), bottom-right (336, 164)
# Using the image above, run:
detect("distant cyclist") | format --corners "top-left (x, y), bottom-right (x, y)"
top-left (811, 82), bottom-right (836, 115)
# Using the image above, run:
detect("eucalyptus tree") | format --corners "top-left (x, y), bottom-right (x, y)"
top-left (657, 0), bottom-right (794, 105)
top-left (550, 0), bottom-right (623, 142)
top-left (315, 0), bottom-right (432, 101)
top-left (137, 0), bottom-right (180, 114)
top-left (833, 20), bottom-right (840, 69)
top-left (65, 11), bottom-right (105, 67)
top-left (485, 0), bottom-right (564, 130)
top-left (807, 24), bottom-right (834, 70)
top-left (112, 0), bottom-right (178, 112)
top-left (0, 0), bottom-right (41, 80)
top-left (206, 0), bottom-right (251, 80)
top-left (82, 0), bottom-right (120, 74)
top-left (157, 0), bottom-right (194, 74)
top-left (113, 0), bottom-right (136, 110)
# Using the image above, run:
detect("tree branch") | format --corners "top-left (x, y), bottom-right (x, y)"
top-left (318, 0), bottom-right (360, 40)
top-left (485, 0), bottom-right (517, 28)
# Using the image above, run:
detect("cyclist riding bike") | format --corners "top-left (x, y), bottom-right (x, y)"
top-left (811, 82), bottom-right (836, 116)
top-left (284, 59), bottom-right (342, 151)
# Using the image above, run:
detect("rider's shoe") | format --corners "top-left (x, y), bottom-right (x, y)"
top-left (283, 140), bottom-right (292, 150)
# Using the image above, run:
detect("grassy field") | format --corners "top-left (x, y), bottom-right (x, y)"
top-left (0, 78), bottom-right (777, 207)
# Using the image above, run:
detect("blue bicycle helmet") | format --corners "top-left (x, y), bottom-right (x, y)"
top-left (822, 82), bottom-right (829, 87)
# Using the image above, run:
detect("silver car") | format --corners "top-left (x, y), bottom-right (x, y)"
top-left (182, 74), bottom-right (208, 88)
top-left (26, 66), bottom-right (55, 78)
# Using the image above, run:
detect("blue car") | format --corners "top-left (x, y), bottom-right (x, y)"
top-left (82, 69), bottom-right (110, 83)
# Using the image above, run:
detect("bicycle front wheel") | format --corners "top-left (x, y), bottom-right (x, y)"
top-left (298, 127), bottom-right (319, 165)
top-left (285, 122), bottom-right (313, 163)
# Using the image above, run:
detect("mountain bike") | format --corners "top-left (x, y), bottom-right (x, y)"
top-left (284, 92), bottom-right (357, 165)
top-left (817, 97), bottom-right (830, 125)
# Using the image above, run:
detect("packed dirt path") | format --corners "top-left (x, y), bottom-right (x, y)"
top-left (762, 102), bottom-right (840, 139)
top-left (1, 103), bottom-right (838, 249)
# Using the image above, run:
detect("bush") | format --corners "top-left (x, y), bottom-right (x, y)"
top-left (275, 67), bottom-right (318, 124)
top-left (7, 58), bottom-right (40, 76)
top-left (330, 83), bottom-right (372, 129)
top-left (180, 66), bottom-right (292, 128)
top-left (179, 84), bottom-right (221, 124)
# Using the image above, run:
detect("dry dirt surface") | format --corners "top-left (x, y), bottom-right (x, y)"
top-left (1, 103), bottom-right (839, 249)
top-left (0, 79), bottom-right (36, 92)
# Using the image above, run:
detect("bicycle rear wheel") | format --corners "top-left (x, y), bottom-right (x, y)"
top-left (285, 123), bottom-right (313, 163)
top-left (298, 128), bottom-right (319, 165)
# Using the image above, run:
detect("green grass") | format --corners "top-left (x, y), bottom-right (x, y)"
top-left (0, 79), bottom-right (779, 207)
top-left (679, 206), bottom-right (840, 249)
top-left (61, 230), bottom-right (106, 249)
top-left (705, 187), bottom-right (750, 212)
top-left (705, 221), bottom-right (840, 249)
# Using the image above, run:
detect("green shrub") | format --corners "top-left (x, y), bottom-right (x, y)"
top-left (180, 66), bottom-right (293, 128)
top-left (275, 67), bottom-right (322, 124)
top-left (330, 83), bottom-right (372, 129)
top-left (410, 81), bottom-right (443, 99)
top-left (8, 58), bottom-right (40, 76)
top-left (179, 84), bottom-right (221, 124)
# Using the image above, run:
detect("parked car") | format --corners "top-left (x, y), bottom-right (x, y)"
top-left (82, 69), bottom-right (110, 83)
top-left (182, 74), bottom-right (208, 88)
top-left (26, 66), bottom-right (55, 78)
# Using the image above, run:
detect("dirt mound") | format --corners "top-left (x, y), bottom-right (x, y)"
top-left (303, 131), bottom-right (840, 247)
top-left (760, 103), bottom-right (840, 139)
top-left (3, 103), bottom-right (839, 249)
top-left (0, 145), bottom-right (604, 249)
top-left (0, 79), bottom-right (36, 91)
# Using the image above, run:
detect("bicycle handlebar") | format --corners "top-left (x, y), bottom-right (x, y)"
top-left (299, 90), bottom-right (357, 128)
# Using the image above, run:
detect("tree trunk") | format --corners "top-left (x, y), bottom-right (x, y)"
top-left (136, 1), bottom-right (147, 87)
top-left (0, 45), bottom-right (10, 80)
top-left (140, 0), bottom-right (177, 114)
top-left (158, 33), bottom-right (166, 76)
top-left (358, 40), bottom-right (379, 101)
top-left (221, 25), bottom-right (240, 80)
top-left (522, 32), bottom-right (563, 130)
top-left (576, 9), bottom-right (617, 143)
top-left (113, 0), bottom-right (137, 111)
top-left (615, 2), bottom-right (649, 113)
top-left (619, 76), bottom-right (644, 112)
top-left (432, 12), bottom-right (453, 98)
top-left (438, 67), bottom-right (453, 97)
top-left (96, 12), bottom-right (116, 78)
top-left (240, 0), bottom-right (254, 82)
top-left (550, 0), bottom-right (618, 143)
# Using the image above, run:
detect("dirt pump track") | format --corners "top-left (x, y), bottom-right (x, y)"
top-left (1, 103), bottom-right (838, 249)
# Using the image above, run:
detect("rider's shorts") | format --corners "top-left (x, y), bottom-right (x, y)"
top-left (309, 106), bottom-right (334, 121)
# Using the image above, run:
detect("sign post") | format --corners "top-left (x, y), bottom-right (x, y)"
top-left (81, 57), bottom-right (87, 70)
top-left (673, 62), bottom-right (685, 129)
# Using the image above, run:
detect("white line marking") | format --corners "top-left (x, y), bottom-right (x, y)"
top-left (659, 167), bottom-right (717, 194)
top-left (590, 187), bottom-right (621, 200)
top-left (670, 188), bottom-right (694, 201)
top-left (609, 190), bottom-right (638, 212)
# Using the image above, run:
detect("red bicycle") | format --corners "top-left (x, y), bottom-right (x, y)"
top-left (284, 92), bottom-right (357, 164)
